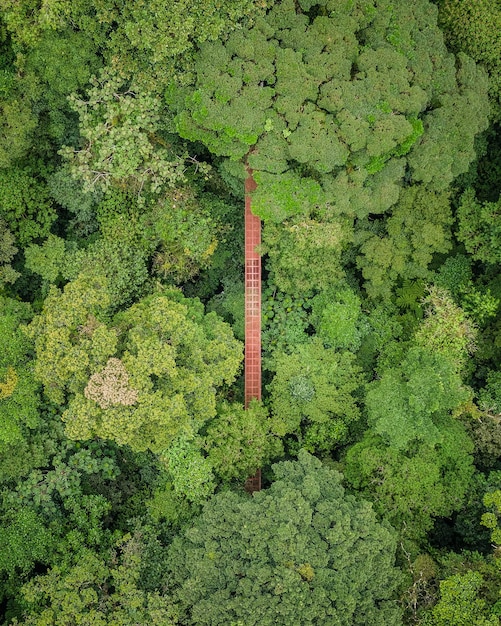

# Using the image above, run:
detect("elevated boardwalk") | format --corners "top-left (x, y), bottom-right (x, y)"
top-left (244, 168), bottom-right (262, 492)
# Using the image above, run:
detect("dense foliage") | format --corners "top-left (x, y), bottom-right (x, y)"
top-left (1, 0), bottom-right (501, 624)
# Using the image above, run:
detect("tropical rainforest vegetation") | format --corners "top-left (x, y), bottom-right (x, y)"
top-left (1, 0), bottom-right (501, 623)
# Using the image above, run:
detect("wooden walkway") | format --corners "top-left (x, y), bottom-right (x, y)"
top-left (244, 168), bottom-right (262, 492)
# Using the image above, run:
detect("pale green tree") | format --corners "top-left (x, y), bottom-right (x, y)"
top-left (420, 570), bottom-right (499, 626)
top-left (28, 282), bottom-right (242, 455)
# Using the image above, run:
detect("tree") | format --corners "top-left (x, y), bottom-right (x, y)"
top-left (149, 187), bottom-right (226, 284)
top-left (170, 0), bottom-right (489, 298)
top-left (420, 570), bottom-right (500, 626)
top-left (343, 417), bottom-right (475, 541)
top-left (11, 535), bottom-right (178, 626)
top-left (439, 0), bottom-right (501, 118)
top-left (268, 338), bottom-right (363, 453)
top-left (0, 88), bottom-right (38, 169)
top-left (25, 271), bottom-right (114, 405)
top-left (414, 286), bottom-right (477, 373)
top-left (28, 282), bottom-right (243, 455)
top-left (262, 217), bottom-right (348, 293)
top-left (63, 291), bottom-right (242, 455)
top-left (166, 450), bottom-right (402, 626)
top-left (60, 68), bottom-right (192, 197)
top-left (457, 189), bottom-right (501, 265)
top-left (0, 298), bottom-right (40, 450)
top-left (0, 218), bottom-right (19, 288)
top-left (366, 346), bottom-right (470, 450)
top-left (0, 165), bottom-right (56, 247)
top-left (310, 286), bottom-right (366, 352)
top-left (356, 186), bottom-right (453, 299)
top-left (261, 287), bottom-right (312, 360)
top-left (203, 399), bottom-right (283, 482)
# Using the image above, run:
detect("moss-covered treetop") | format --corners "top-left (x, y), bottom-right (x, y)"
top-left (170, 0), bottom-right (489, 222)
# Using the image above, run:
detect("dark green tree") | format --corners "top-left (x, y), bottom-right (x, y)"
top-left (457, 189), bottom-right (501, 265)
top-left (203, 399), bottom-right (283, 482)
top-left (439, 0), bottom-right (501, 118)
top-left (343, 417), bottom-right (475, 541)
top-left (167, 450), bottom-right (402, 626)
top-left (169, 0), bottom-right (489, 297)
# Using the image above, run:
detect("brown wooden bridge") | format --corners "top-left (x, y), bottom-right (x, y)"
top-left (244, 168), bottom-right (262, 493)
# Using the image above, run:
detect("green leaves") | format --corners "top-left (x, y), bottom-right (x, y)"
top-left (344, 418), bottom-right (475, 540)
top-left (268, 339), bottom-right (363, 452)
top-left (0, 509), bottom-right (54, 575)
top-left (457, 188), bottom-right (501, 265)
top-left (26, 272), bottom-right (112, 404)
top-left (439, 0), bottom-right (501, 118)
top-left (13, 534), bottom-right (178, 625)
top-left (0, 218), bottom-right (19, 287)
top-left (62, 69), bottom-right (190, 196)
top-left (167, 451), bottom-right (402, 626)
top-left (366, 346), bottom-right (470, 449)
top-left (0, 166), bottom-right (56, 247)
top-left (421, 570), bottom-right (500, 626)
top-left (30, 288), bottom-right (244, 460)
top-left (204, 400), bottom-right (283, 482)
top-left (0, 297), bottom-right (39, 448)
top-left (415, 286), bottom-right (477, 373)
top-left (356, 186), bottom-right (453, 298)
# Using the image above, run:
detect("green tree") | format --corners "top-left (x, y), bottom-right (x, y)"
top-left (415, 286), bottom-right (477, 373)
top-left (12, 535), bottom-right (177, 626)
top-left (60, 68), bottom-right (192, 197)
top-left (0, 218), bottom-right (19, 288)
top-left (420, 570), bottom-right (500, 626)
top-left (457, 189), bottom-right (501, 265)
top-left (356, 187), bottom-right (453, 298)
top-left (262, 217), bottom-right (349, 293)
top-left (366, 346), bottom-right (470, 450)
top-left (105, 0), bottom-right (264, 89)
top-left (344, 417), bottom-right (475, 541)
top-left (167, 450), bottom-right (402, 626)
top-left (149, 187), bottom-right (226, 284)
top-left (261, 287), bottom-right (312, 360)
top-left (439, 0), bottom-right (501, 117)
top-left (434, 255), bottom-right (500, 327)
top-left (203, 399), bottom-right (283, 482)
top-left (0, 166), bottom-right (56, 246)
top-left (27, 283), bottom-right (243, 459)
top-left (170, 0), bottom-right (488, 299)
top-left (63, 291), bottom-right (242, 455)
top-left (0, 86), bottom-right (38, 169)
top-left (26, 271), bottom-right (113, 405)
top-left (0, 298), bottom-right (40, 449)
top-left (310, 286), bottom-right (366, 351)
top-left (268, 338), bottom-right (363, 453)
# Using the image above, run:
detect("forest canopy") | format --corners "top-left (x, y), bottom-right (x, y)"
top-left (1, 0), bottom-right (501, 624)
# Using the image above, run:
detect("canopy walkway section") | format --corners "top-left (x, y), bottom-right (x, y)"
top-left (244, 168), bottom-right (262, 493)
